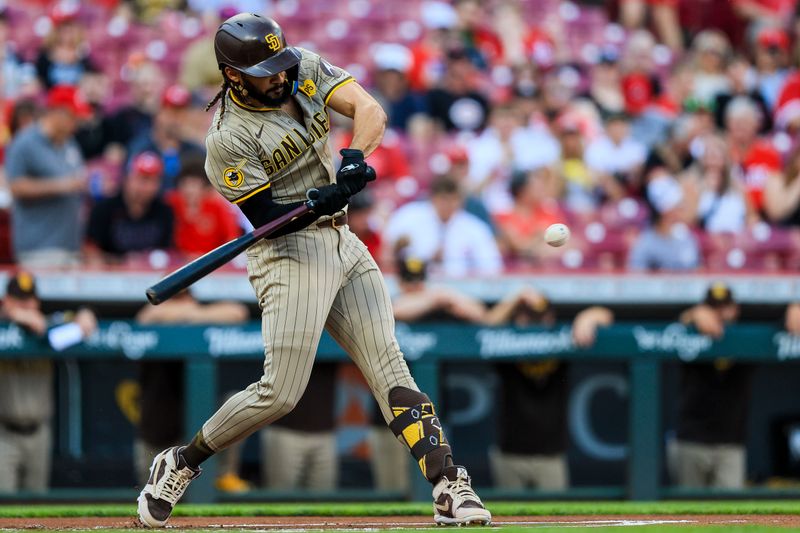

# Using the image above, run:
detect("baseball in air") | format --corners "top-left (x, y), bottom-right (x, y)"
top-left (544, 223), bottom-right (570, 247)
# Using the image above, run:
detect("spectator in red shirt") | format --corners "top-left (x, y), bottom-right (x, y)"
top-left (454, 0), bottom-right (504, 69)
top-left (724, 96), bottom-right (781, 214)
top-left (346, 191), bottom-right (381, 260)
top-left (733, 0), bottom-right (798, 39)
top-left (620, 31), bottom-right (661, 116)
top-left (753, 27), bottom-right (791, 111)
top-left (167, 158), bottom-right (240, 258)
top-left (495, 167), bottom-right (566, 266)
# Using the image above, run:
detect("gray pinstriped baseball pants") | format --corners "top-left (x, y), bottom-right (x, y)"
top-left (201, 225), bottom-right (418, 451)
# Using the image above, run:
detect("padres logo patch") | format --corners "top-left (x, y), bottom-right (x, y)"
top-left (299, 79), bottom-right (317, 97)
top-left (223, 159), bottom-right (247, 188)
top-left (265, 33), bottom-right (281, 51)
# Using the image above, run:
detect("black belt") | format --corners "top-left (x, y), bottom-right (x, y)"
top-left (316, 214), bottom-right (348, 229)
top-left (2, 421), bottom-right (41, 435)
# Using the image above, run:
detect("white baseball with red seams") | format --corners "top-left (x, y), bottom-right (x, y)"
top-left (545, 223), bottom-right (570, 247)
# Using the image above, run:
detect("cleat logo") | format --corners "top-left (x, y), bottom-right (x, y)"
top-left (434, 500), bottom-right (451, 513)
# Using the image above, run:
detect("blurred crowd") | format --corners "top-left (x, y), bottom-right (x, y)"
top-left (3, 0), bottom-right (800, 275)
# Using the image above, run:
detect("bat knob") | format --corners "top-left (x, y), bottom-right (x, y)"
top-left (306, 188), bottom-right (320, 205)
top-left (145, 288), bottom-right (162, 305)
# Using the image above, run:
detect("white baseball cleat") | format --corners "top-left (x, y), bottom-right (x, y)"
top-left (137, 446), bottom-right (201, 528)
top-left (432, 466), bottom-right (492, 526)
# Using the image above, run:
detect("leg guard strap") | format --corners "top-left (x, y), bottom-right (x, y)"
top-left (388, 404), bottom-right (425, 437)
top-left (388, 387), bottom-right (453, 483)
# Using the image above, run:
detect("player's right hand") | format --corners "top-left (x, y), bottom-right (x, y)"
top-left (311, 184), bottom-right (349, 216)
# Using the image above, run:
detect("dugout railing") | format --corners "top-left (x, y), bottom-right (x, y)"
top-left (0, 320), bottom-right (798, 502)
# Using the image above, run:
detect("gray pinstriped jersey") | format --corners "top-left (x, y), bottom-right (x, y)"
top-left (204, 48), bottom-right (353, 207)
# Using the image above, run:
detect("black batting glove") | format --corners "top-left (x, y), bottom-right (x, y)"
top-left (337, 148), bottom-right (369, 197)
top-left (310, 184), bottom-right (349, 216)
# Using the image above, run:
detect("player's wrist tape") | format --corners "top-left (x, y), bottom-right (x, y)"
top-left (340, 148), bottom-right (364, 160)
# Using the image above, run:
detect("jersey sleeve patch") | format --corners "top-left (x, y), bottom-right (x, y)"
top-left (205, 131), bottom-right (271, 204)
top-left (298, 78), bottom-right (317, 97)
top-left (222, 159), bottom-right (247, 188)
top-left (296, 47), bottom-right (353, 103)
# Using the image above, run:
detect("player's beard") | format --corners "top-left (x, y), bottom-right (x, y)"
top-left (241, 77), bottom-right (292, 107)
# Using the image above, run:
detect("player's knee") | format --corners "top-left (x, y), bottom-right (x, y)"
top-left (273, 391), bottom-right (304, 419)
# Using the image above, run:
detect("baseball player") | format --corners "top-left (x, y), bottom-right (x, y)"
top-left (137, 13), bottom-right (491, 528)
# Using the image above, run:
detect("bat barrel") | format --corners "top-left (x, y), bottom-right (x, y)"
top-left (146, 233), bottom-right (257, 304)
top-left (144, 202), bottom-right (313, 305)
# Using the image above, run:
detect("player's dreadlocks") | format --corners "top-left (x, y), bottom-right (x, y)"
top-left (205, 78), bottom-right (231, 130)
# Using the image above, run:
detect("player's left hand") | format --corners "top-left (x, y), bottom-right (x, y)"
top-left (337, 148), bottom-right (370, 197)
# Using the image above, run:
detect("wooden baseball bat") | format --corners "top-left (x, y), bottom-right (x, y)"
top-left (145, 191), bottom-right (318, 305)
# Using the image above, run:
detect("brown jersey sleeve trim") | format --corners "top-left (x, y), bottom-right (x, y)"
top-left (232, 182), bottom-right (272, 204)
top-left (324, 77), bottom-right (355, 105)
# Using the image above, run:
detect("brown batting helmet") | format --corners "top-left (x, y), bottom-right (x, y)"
top-left (214, 13), bottom-right (301, 84)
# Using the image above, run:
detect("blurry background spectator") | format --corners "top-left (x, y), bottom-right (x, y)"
top-left (494, 168), bottom-right (566, 267)
top-left (35, 3), bottom-right (95, 90)
top-left (713, 56), bottom-right (772, 133)
top-left (669, 283), bottom-right (752, 489)
top-left (426, 49), bottom-right (490, 133)
top-left (466, 103), bottom-right (559, 215)
top-left (370, 44), bottom-right (428, 132)
top-left (178, 9), bottom-right (227, 97)
top-left (383, 177), bottom-right (502, 277)
top-left (619, 0), bottom-right (683, 53)
top-left (166, 157), bottom-right (240, 258)
top-left (485, 289), bottom-right (566, 490)
top-left (485, 293), bottom-right (615, 490)
top-left (585, 112), bottom-right (647, 203)
top-left (724, 96), bottom-right (779, 216)
top-left (6, 86), bottom-right (88, 267)
top-left (628, 171), bottom-right (700, 270)
top-left (688, 31), bottom-right (732, 106)
top-left (128, 84), bottom-right (205, 190)
top-left (682, 135), bottom-right (750, 234)
top-left (752, 27), bottom-right (790, 111)
top-left (0, 8), bottom-right (38, 100)
top-left (764, 144), bottom-right (800, 227)
top-left (0, 272), bottom-right (97, 493)
top-left (85, 151), bottom-right (173, 264)
top-left (104, 61), bottom-right (164, 162)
